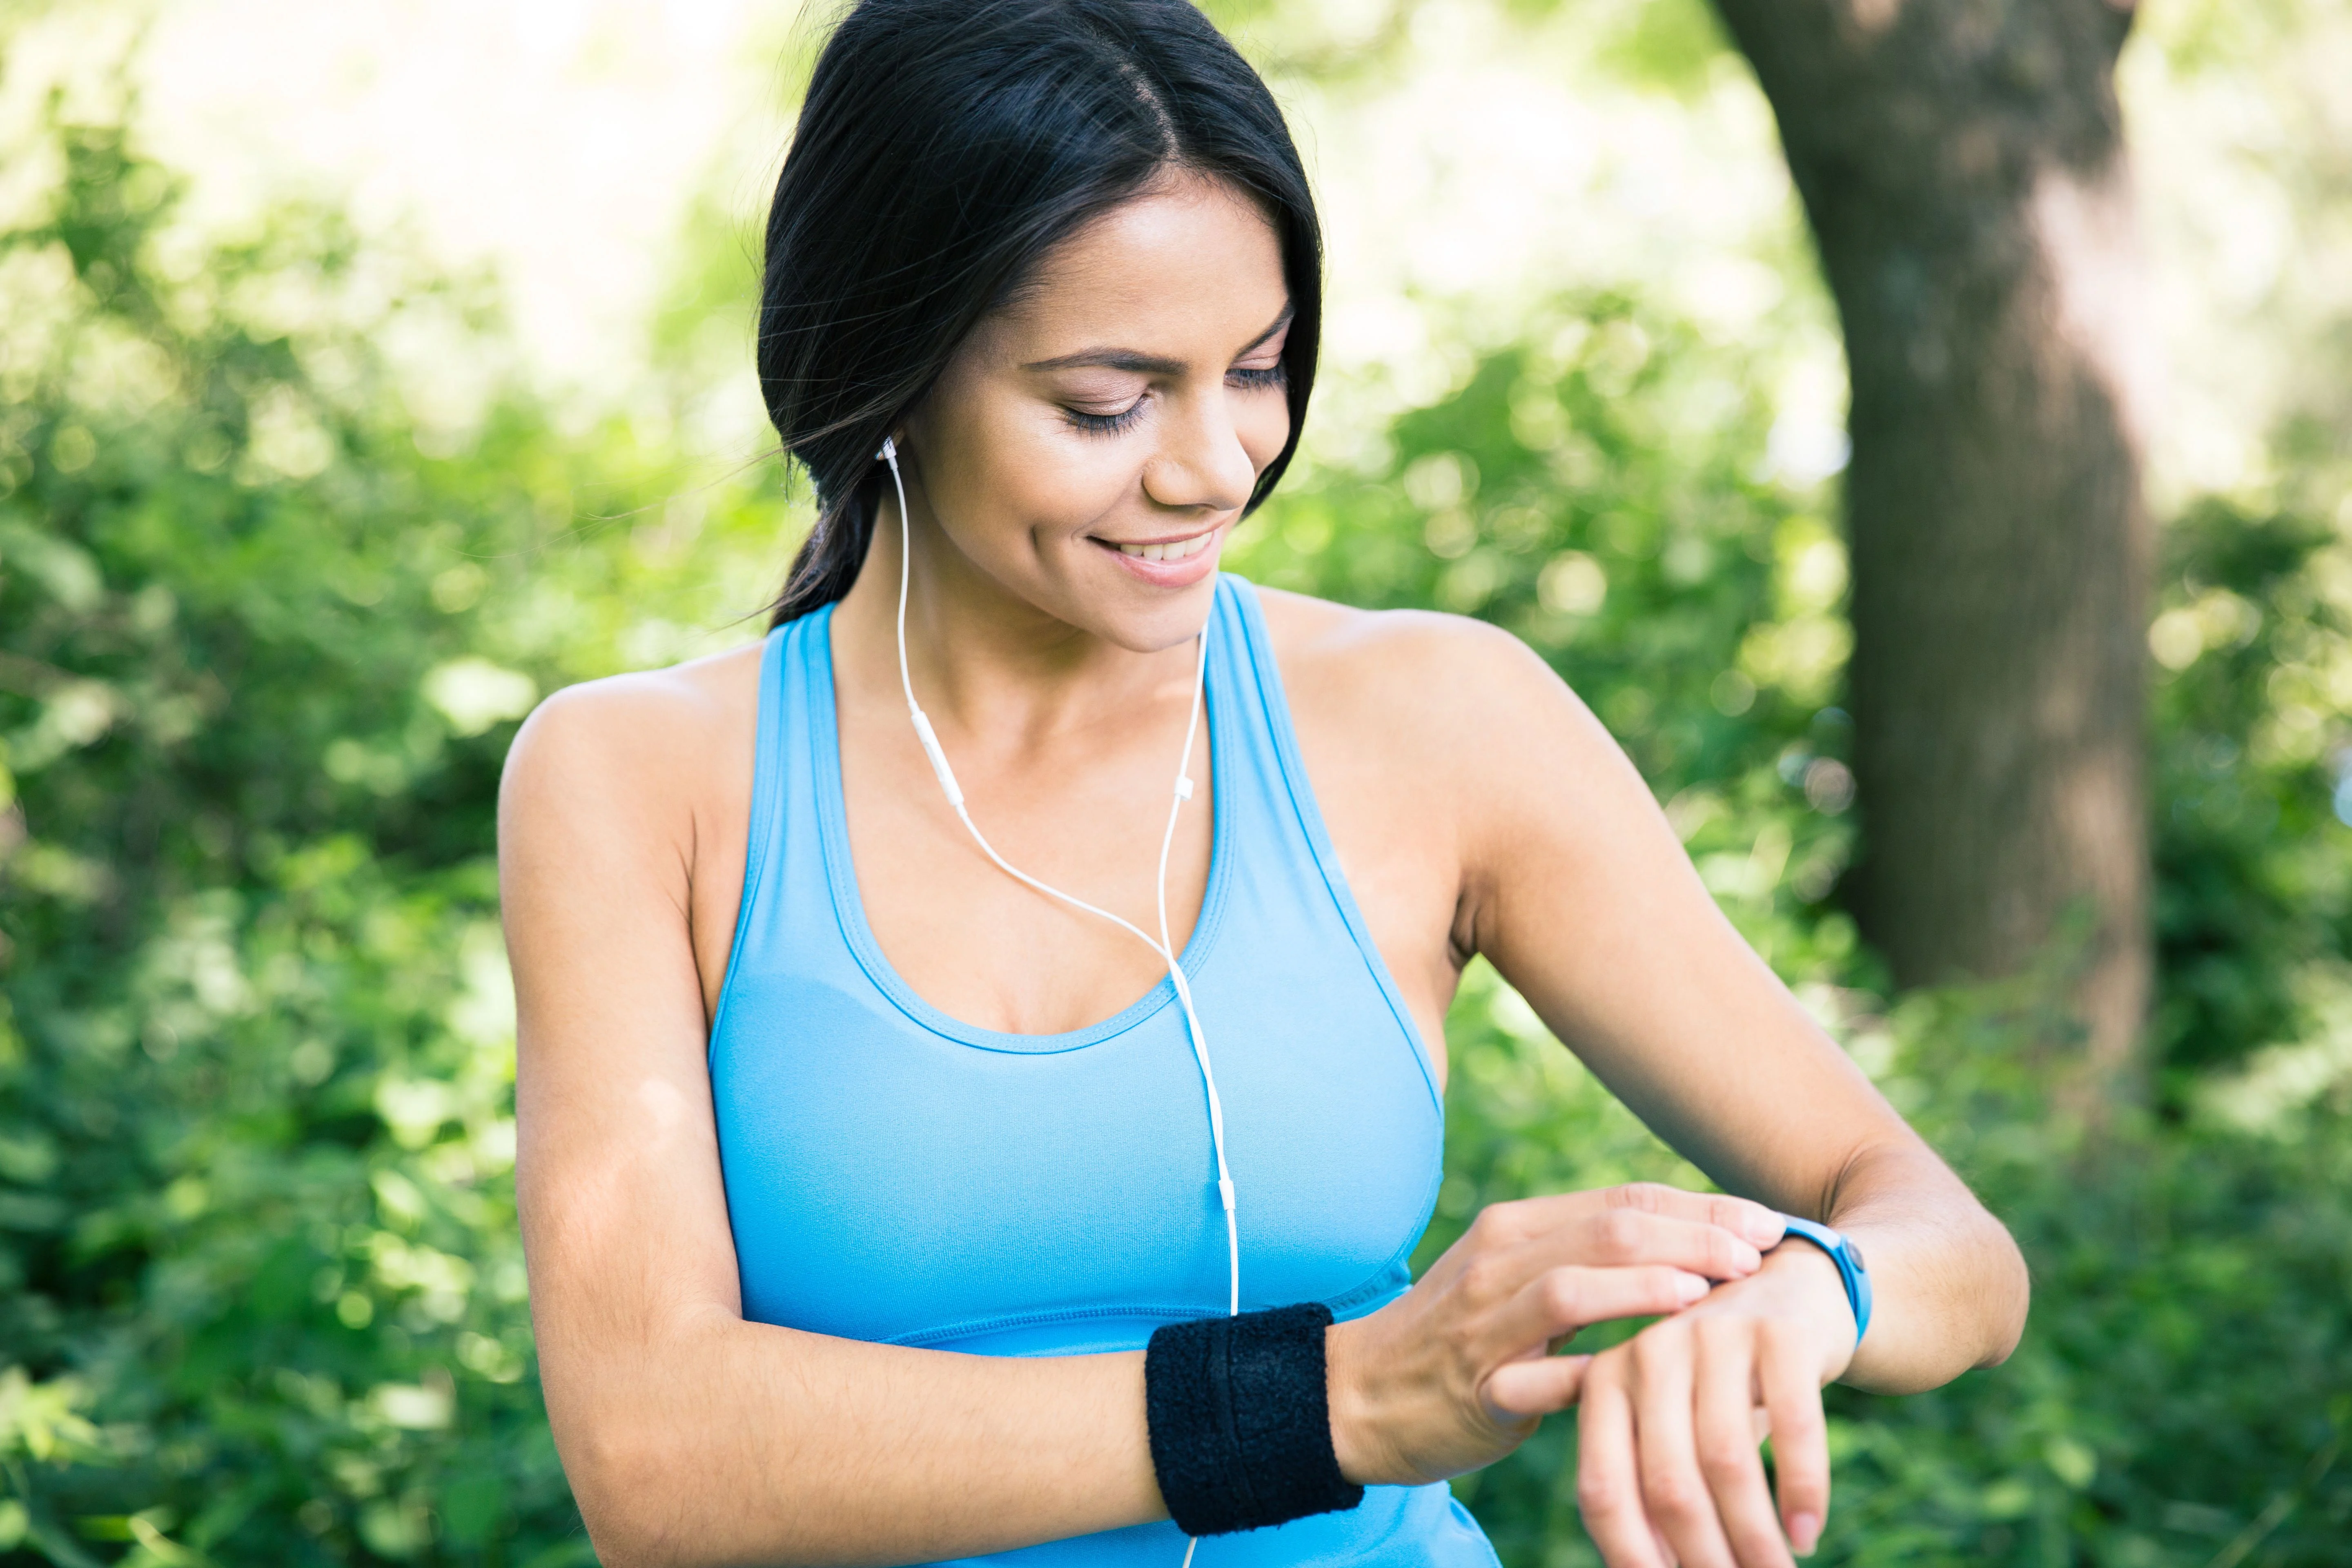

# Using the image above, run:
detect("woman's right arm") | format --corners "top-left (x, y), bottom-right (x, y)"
top-left (498, 676), bottom-right (1777, 1568)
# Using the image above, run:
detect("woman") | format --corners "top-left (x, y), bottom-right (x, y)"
top-left (497, 2), bottom-right (2029, 1565)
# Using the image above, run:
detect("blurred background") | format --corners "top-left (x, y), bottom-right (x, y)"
top-left (4, 0), bottom-right (2352, 1562)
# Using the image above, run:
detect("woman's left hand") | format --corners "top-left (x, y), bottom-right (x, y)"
top-left (1552, 1240), bottom-right (1857, 1567)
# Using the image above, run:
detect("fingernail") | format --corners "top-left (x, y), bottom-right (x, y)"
top-left (1789, 1512), bottom-right (1822, 1556)
top-left (1733, 1241), bottom-right (1763, 1272)
top-left (1675, 1271), bottom-right (1709, 1305)
top-left (1746, 1210), bottom-right (1786, 1247)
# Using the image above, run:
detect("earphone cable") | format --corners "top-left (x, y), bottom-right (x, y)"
top-left (1155, 630), bottom-right (1237, 1319)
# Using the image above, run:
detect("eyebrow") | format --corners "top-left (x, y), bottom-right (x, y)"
top-left (1022, 304), bottom-right (1295, 375)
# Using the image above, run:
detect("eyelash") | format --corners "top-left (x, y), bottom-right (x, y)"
top-left (1065, 403), bottom-right (1147, 437)
top-left (1062, 362), bottom-right (1289, 437)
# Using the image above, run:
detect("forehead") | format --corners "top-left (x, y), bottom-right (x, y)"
top-left (989, 173), bottom-right (1289, 355)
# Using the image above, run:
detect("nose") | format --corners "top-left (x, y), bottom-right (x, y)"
top-left (1140, 386), bottom-right (1259, 516)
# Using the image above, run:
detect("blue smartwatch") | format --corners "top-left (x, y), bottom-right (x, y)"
top-left (1774, 1214), bottom-right (1872, 1347)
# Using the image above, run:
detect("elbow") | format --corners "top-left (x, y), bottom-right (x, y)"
top-left (564, 1415), bottom-right (827, 1568)
top-left (541, 1309), bottom-right (780, 1568)
top-left (562, 1423), bottom-right (711, 1568)
top-left (1971, 1212), bottom-right (2032, 1370)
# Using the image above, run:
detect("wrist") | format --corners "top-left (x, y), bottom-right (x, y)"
top-left (1323, 1318), bottom-right (1385, 1486)
top-left (1759, 1241), bottom-right (1858, 1380)
top-left (1146, 1305), bottom-right (1363, 1537)
top-left (1325, 1316), bottom-right (1436, 1488)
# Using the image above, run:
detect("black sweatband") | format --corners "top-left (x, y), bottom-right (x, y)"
top-left (1144, 1302), bottom-right (1365, 1537)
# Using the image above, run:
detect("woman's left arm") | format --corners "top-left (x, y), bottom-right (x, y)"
top-left (1429, 619), bottom-right (2029, 1563)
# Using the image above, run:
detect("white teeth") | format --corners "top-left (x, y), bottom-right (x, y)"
top-left (1116, 531), bottom-right (1213, 563)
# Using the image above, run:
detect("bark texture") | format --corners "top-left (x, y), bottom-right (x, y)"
top-left (1709, 0), bottom-right (2155, 1071)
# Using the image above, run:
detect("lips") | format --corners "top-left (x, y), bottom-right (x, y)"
top-left (1108, 530), bottom-right (1216, 563)
top-left (1093, 521), bottom-right (1226, 588)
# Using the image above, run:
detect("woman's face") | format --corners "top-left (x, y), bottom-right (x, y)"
top-left (901, 170), bottom-right (1294, 653)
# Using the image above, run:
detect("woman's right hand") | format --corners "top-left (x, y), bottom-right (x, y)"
top-left (1325, 1183), bottom-right (1788, 1487)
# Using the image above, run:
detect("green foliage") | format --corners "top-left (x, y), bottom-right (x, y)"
top-left (2148, 497), bottom-right (2352, 1094)
top-left (0, 94), bottom-right (782, 1566)
top-left (7, 45), bottom-right (2352, 1568)
top-left (3, 102), bottom-right (572, 1567)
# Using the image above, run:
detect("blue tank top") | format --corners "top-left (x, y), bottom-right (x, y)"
top-left (708, 574), bottom-right (1500, 1568)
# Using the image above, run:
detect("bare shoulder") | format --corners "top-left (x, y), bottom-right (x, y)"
top-left (1248, 584), bottom-right (1652, 908)
top-left (498, 639), bottom-right (767, 871)
top-left (1250, 585), bottom-right (1602, 767)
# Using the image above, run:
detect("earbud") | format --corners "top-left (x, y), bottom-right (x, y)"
top-left (879, 437), bottom-right (1241, 1334)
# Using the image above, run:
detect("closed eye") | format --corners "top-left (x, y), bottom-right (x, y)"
top-left (1064, 396), bottom-right (1147, 435)
top-left (1062, 360), bottom-right (1284, 437)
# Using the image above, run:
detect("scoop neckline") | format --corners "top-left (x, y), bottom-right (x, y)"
top-left (807, 592), bottom-right (1237, 1055)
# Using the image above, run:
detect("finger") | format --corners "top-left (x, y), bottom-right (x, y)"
top-left (1488, 1265), bottom-right (1711, 1360)
top-left (1604, 1183), bottom-right (1786, 1251)
top-left (1633, 1327), bottom-right (1739, 1568)
top-left (1483, 1352), bottom-right (1592, 1419)
top-left (1487, 1186), bottom-right (1783, 1252)
top-left (1757, 1323), bottom-right (1831, 1558)
top-left (1577, 1359), bottom-right (1670, 1568)
top-left (1692, 1322), bottom-right (1792, 1568)
top-left (1460, 1214), bottom-right (1755, 1329)
top-left (1539, 1211), bottom-right (1767, 1281)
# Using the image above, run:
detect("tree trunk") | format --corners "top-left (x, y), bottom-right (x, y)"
top-left (1708, 0), bottom-right (2155, 1075)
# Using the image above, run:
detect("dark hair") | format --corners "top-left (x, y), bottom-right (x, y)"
top-left (759, 0), bottom-right (1322, 625)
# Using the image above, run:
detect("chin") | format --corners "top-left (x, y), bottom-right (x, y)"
top-left (1076, 576), bottom-right (1223, 655)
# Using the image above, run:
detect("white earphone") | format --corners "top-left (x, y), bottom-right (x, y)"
top-left (877, 438), bottom-right (1241, 1324)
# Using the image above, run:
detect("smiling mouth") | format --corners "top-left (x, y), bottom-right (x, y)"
top-left (1105, 528), bottom-right (1218, 564)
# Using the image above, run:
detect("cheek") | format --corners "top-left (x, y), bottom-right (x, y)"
top-left (947, 403), bottom-right (1136, 544)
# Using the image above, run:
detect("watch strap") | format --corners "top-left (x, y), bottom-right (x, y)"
top-left (1775, 1214), bottom-right (1872, 1347)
